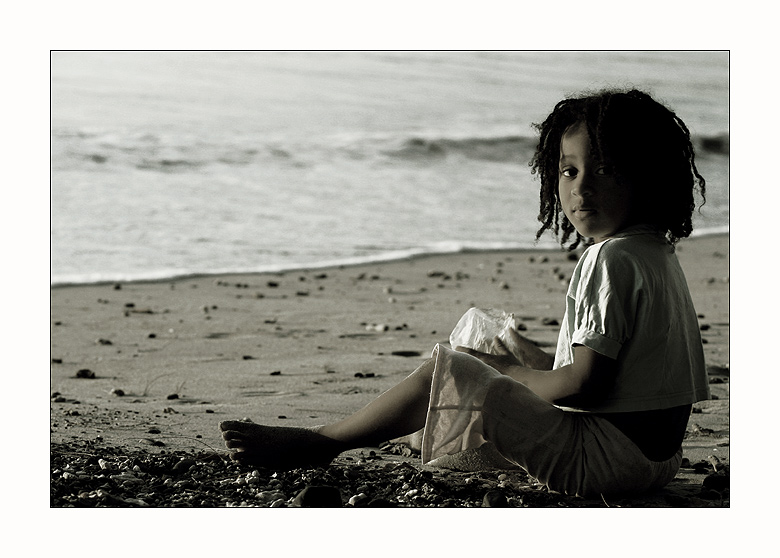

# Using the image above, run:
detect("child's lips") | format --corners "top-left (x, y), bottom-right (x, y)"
top-left (573, 207), bottom-right (596, 217)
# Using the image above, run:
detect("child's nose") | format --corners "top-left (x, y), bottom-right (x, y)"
top-left (572, 175), bottom-right (594, 197)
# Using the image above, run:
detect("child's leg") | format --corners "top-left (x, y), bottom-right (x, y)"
top-left (219, 358), bottom-right (434, 467)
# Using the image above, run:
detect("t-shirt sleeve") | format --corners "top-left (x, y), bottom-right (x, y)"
top-left (569, 243), bottom-right (641, 360)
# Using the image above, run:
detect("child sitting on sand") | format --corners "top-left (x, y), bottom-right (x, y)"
top-left (219, 88), bottom-right (710, 498)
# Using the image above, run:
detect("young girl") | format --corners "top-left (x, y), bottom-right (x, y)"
top-left (219, 88), bottom-right (711, 498)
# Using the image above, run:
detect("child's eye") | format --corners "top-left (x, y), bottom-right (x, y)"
top-left (595, 165), bottom-right (613, 176)
top-left (560, 167), bottom-right (577, 178)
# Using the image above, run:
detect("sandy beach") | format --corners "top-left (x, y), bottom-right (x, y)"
top-left (50, 233), bottom-right (729, 507)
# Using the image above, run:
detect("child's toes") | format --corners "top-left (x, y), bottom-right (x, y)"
top-left (223, 437), bottom-right (246, 449)
top-left (229, 451), bottom-right (248, 463)
top-left (219, 420), bottom-right (245, 432)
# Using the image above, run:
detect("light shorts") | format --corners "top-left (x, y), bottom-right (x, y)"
top-left (421, 345), bottom-right (682, 498)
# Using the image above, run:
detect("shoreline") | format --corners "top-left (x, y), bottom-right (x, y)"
top-left (50, 233), bottom-right (729, 506)
top-left (50, 226), bottom-right (730, 288)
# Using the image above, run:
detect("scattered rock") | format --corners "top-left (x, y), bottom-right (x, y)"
top-left (292, 485), bottom-right (343, 508)
top-left (690, 424), bottom-right (714, 436)
top-left (76, 369), bottom-right (96, 379)
top-left (172, 459), bottom-right (196, 475)
top-left (50, 441), bottom-right (727, 508)
top-left (703, 472), bottom-right (729, 492)
top-left (348, 493), bottom-right (370, 506)
top-left (482, 489), bottom-right (509, 507)
top-left (391, 350), bottom-right (422, 357)
top-left (111, 389), bottom-right (125, 397)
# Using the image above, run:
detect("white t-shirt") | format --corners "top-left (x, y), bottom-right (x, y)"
top-left (553, 225), bottom-right (710, 413)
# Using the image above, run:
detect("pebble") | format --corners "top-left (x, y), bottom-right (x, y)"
top-left (76, 369), bottom-right (95, 379)
top-left (391, 350), bottom-right (422, 357)
top-left (256, 490), bottom-right (286, 503)
top-left (367, 498), bottom-right (396, 507)
top-left (172, 459), bottom-right (196, 474)
top-left (292, 485), bottom-right (343, 508)
top-left (703, 472), bottom-right (729, 492)
top-left (482, 489), bottom-right (509, 507)
top-left (348, 493), bottom-right (369, 506)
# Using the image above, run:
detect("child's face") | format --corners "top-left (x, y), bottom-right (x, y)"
top-left (558, 123), bottom-right (636, 243)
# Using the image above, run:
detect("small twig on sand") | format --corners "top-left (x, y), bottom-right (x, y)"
top-left (141, 373), bottom-right (174, 396)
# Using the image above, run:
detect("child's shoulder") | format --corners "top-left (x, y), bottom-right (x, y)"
top-left (582, 226), bottom-right (671, 270)
top-left (595, 226), bottom-right (670, 256)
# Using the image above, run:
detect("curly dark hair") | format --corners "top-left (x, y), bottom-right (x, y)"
top-left (530, 88), bottom-right (706, 250)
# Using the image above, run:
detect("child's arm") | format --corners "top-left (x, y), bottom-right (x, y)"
top-left (456, 344), bottom-right (616, 405)
top-left (497, 327), bottom-right (555, 370)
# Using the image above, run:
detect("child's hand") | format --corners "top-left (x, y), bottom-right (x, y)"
top-left (500, 328), bottom-right (555, 370)
top-left (455, 338), bottom-right (523, 376)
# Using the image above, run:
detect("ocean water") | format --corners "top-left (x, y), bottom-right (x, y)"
top-left (50, 51), bottom-right (729, 285)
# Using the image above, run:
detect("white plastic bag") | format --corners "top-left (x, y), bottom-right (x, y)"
top-left (449, 307), bottom-right (518, 355)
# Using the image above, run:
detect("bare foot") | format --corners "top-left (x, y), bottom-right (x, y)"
top-left (219, 420), bottom-right (346, 469)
